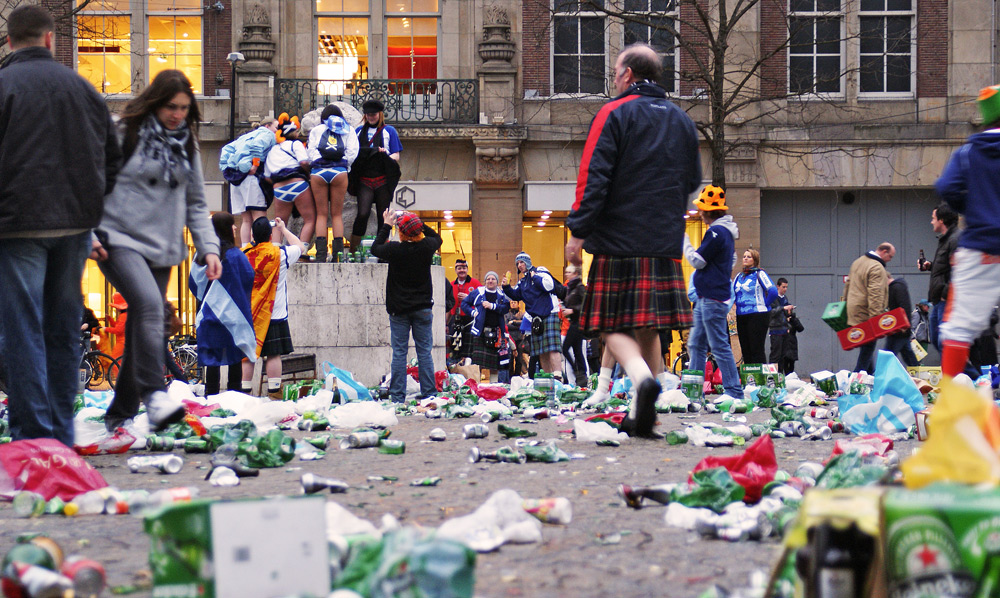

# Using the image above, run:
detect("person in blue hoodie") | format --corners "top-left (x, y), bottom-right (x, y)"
top-left (936, 84), bottom-right (1000, 378)
top-left (219, 119), bottom-right (277, 246)
top-left (682, 185), bottom-right (743, 399)
top-left (732, 248), bottom-right (779, 365)
top-left (502, 252), bottom-right (564, 380)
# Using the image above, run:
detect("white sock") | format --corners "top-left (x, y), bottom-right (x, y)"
top-left (595, 367), bottom-right (613, 394)
top-left (241, 381), bottom-right (253, 393)
top-left (624, 357), bottom-right (654, 417)
top-left (267, 377), bottom-right (281, 392)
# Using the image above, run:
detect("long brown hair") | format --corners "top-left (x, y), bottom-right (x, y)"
top-left (120, 70), bottom-right (201, 161)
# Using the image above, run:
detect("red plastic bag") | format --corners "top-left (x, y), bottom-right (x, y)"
top-left (690, 435), bottom-right (777, 503)
top-left (183, 401), bottom-right (221, 417)
top-left (585, 413), bottom-right (626, 428)
top-left (0, 439), bottom-right (109, 501)
top-left (435, 370), bottom-right (450, 391)
top-left (407, 365), bottom-right (420, 381)
top-left (475, 385), bottom-right (507, 401)
top-left (74, 428), bottom-right (136, 456)
top-left (827, 433), bottom-right (893, 462)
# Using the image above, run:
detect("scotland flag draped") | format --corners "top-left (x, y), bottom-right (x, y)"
top-left (189, 248), bottom-right (257, 366)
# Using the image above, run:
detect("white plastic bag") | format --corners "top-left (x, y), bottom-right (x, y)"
top-left (328, 402), bottom-right (399, 429)
top-left (437, 489), bottom-right (542, 552)
top-left (295, 389), bottom-right (335, 415)
top-left (656, 389), bottom-right (689, 412)
top-left (573, 419), bottom-right (629, 443)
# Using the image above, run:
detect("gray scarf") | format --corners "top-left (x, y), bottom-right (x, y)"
top-left (137, 114), bottom-right (191, 189)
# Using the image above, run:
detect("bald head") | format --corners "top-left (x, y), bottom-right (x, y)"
top-left (876, 242), bottom-right (896, 263)
top-left (618, 43), bottom-right (661, 83)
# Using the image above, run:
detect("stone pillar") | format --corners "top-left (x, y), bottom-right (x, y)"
top-left (473, 127), bottom-right (526, 277)
top-left (237, 2), bottom-right (276, 123)
top-left (724, 144), bottom-right (762, 261)
top-left (477, 3), bottom-right (517, 125)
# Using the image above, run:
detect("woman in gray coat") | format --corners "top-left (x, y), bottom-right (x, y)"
top-left (93, 70), bottom-right (221, 432)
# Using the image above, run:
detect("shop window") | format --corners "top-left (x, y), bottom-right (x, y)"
top-left (318, 17), bottom-right (370, 89)
top-left (148, 15), bottom-right (203, 94)
top-left (77, 0), bottom-right (131, 94)
top-left (387, 17), bottom-right (437, 79)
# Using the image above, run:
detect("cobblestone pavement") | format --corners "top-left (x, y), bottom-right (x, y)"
top-left (0, 408), bottom-right (915, 598)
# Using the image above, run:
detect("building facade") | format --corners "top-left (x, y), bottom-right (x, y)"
top-left (39, 0), bottom-right (994, 373)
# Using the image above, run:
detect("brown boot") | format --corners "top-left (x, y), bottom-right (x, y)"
top-left (349, 234), bottom-right (362, 252)
top-left (268, 387), bottom-right (283, 401)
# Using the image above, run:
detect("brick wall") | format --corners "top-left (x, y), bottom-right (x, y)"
top-left (759, 0), bottom-right (786, 100)
top-left (916, 0), bottom-right (947, 97)
top-left (678, 0), bottom-right (709, 97)
top-left (41, 0), bottom-right (74, 68)
top-left (522, 0), bottom-right (550, 96)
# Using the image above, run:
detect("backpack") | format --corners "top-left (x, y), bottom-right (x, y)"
top-left (317, 128), bottom-right (346, 162)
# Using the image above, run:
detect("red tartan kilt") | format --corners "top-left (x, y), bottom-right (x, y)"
top-left (581, 255), bottom-right (692, 335)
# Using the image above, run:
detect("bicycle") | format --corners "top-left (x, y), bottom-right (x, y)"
top-left (80, 336), bottom-right (120, 391)
top-left (670, 330), bottom-right (743, 377)
top-left (167, 334), bottom-right (202, 384)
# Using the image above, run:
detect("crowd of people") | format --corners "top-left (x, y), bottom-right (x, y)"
top-left (3, 1), bottom-right (1000, 452)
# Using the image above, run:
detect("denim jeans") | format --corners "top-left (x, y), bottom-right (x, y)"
top-left (389, 308), bottom-right (435, 401)
top-left (98, 247), bottom-right (171, 423)
top-left (0, 232), bottom-right (90, 445)
top-left (929, 301), bottom-right (945, 352)
top-left (883, 335), bottom-right (919, 367)
top-left (688, 298), bottom-right (743, 398)
top-left (854, 340), bottom-right (877, 373)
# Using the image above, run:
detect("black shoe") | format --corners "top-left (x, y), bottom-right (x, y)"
top-left (314, 236), bottom-right (328, 263)
top-left (625, 378), bottom-right (661, 438)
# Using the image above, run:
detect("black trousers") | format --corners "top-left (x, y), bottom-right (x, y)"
top-left (204, 363), bottom-right (243, 396)
top-left (736, 312), bottom-right (770, 365)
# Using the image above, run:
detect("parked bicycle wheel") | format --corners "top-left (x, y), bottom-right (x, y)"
top-left (82, 351), bottom-right (120, 391)
top-left (170, 346), bottom-right (203, 384)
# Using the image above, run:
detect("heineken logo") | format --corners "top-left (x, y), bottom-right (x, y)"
top-left (848, 327), bottom-right (866, 343)
top-left (879, 314), bottom-right (898, 330)
top-left (888, 515), bottom-right (973, 598)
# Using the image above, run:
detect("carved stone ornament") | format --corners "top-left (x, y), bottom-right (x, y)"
top-left (239, 3), bottom-right (275, 68)
top-left (474, 141), bottom-right (521, 186)
top-left (478, 3), bottom-right (515, 65)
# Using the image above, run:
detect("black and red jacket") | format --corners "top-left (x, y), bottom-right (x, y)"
top-left (567, 81), bottom-right (701, 258)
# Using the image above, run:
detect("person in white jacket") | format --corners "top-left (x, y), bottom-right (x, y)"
top-left (219, 119), bottom-right (276, 245)
top-left (264, 114), bottom-right (316, 249)
top-left (307, 104), bottom-right (359, 262)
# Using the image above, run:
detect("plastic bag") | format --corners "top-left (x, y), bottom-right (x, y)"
top-left (437, 489), bottom-right (543, 552)
top-left (74, 427), bottom-right (136, 456)
top-left (869, 350), bottom-right (925, 414)
top-left (690, 435), bottom-right (777, 503)
top-left (814, 451), bottom-right (888, 489)
top-left (294, 389), bottom-right (336, 415)
top-left (671, 467), bottom-right (746, 513)
top-left (474, 384), bottom-right (508, 401)
top-left (321, 362), bottom-right (374, 402)
top-left (900, 378), bottom-right (1000, 489)
top-left (329, 402), bottom-right (399, 429)
top-left (573, 419), bottom-right (629, 442)
top-left (827, 433), bottom-right (893, 461)
top-left (0, 439), bottom-right (109, 501)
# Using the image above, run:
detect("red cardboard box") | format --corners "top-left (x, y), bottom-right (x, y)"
top-left (838, 321), bottom-right (875, 350)
top-left (871, 307), bottom-right (909, 338)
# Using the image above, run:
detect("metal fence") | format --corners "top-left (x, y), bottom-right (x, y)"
top-left (274, 79), bottom-right (479, 124)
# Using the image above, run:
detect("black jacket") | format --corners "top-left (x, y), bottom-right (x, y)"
top-left (563, 277), bottom-right (586, 325)
top-left (928, 225), bottom-right (959, 305)
top-left (0, 46), bottom-right (121, 234)
top-left (567, 81), bottom-right (701, 258)
top-left (887, 278), bottom-right (914, 339)
top-left (371, 223), bottom-right (443, 316)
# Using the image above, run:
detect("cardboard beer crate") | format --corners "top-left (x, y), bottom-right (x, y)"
top-left (882, 484), bottom-right (1000, 598)
top-left (822, 301), bottom-right (849, 332)
top-left (739, 363), bottom-right (785, 388)
top-left (871, 308), bottom-right (909, 338)
top-left (144, 496), bottom-right (329, 598)
top-left (837, 321), bottom-right (875, 350)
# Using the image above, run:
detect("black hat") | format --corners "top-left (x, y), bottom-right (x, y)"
top-left (362, 99), bottom-right (385, 114)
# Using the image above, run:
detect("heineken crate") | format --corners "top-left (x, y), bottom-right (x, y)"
top-left (882, 484), bottom-right (1000, 598)
top-left (838, 321), bottom-right (875, 351)
top-left (810, 370), bottom-right (839, 397)
top-left (822, 301), bottom-right (849, 332)
top-left (145, 496), bottom-right (328, 598)
top-left (739, 363), bottom-right (785, 389)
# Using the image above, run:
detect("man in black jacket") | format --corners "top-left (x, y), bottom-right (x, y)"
top-left (566, 43), bottom-right (700, 438)
top-left (371, 209), bottom-right (443, 402)
top-left (0, 6), bottom-right (121, 446)
top-left (918, 202), bottom-right (959, 352)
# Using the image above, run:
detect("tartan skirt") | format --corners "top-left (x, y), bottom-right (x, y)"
top-left (529, 312), bottom-right (562, 355)
top-left (261, 319), bottom-right (294, 357)
top-left (471, 334), bottom-right (502, 370)
top-left (581, 255), bottom-right (692, 335)
top-left (453, 316), bottom-right (474, 359)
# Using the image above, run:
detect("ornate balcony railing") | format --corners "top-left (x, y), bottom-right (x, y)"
top-left (274, 79), bottom-right (479, 124)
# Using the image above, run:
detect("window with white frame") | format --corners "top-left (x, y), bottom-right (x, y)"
top-left (788, 0), bottom-right (843, 95)
top-left (858, 0), bottom-right (913, 95)
top-left (622, 0), bottom-right (677, 94)
top-left (553, 1), bottom-right (606, 94)
top-left (76, 0), bottom-right (203, 95)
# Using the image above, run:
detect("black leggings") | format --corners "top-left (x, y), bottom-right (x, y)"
top-left (736, 312), bottom-right (771, 365)
top-left (352, 183), bottom-right (394, 237)
top-left (204, 363), bottom-right (243, 396)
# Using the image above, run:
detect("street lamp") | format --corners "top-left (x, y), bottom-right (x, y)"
top-left (226, 52), bottom-right (245, 143)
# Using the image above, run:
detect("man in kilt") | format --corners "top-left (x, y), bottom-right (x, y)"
top-left (502, 253), bottom-right (564, 380)
top-left (566, 43), bottom-right (701, 438)
top-left (449, 259), bottom-right (479, 363)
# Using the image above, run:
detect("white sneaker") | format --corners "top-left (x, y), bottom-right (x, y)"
top-left (145, 390), bottom-right (185, 431)
top-left (582, 390), bottom-right (611, 408)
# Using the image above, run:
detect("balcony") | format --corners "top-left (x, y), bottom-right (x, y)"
top-left (274, 79), bottom-right (479, 124)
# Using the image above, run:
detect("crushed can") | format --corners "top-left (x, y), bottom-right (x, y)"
top-left (429, 428), bottom-right (447, 441)
top-left (128, 454), bottom-right (184, 474)
top-left (463, 423), bottom-right (489, 439)
top-left (340, 431), bottom-right (380, 449)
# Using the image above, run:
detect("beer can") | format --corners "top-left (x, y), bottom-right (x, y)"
top-left (306, 434), bottom-right (332, 449)
top-left (146, 436), bottom-right (175, 451)
top-left (12, 491), bottom-right (45, 518)
top-left (128, 454), bottom-right (184, 474)
top-left (298, 418), bottom-right (329, 432)
top-left (428, 428), bottom-right (447, 441)
top-left (378, 439), bottom-right (405, 454)
top-left (463, 423), bottom-right (489, 439)
top-left (340, 431), bottom-right (380, 449)
top-left (182, 438), bottom-right (210, 453)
